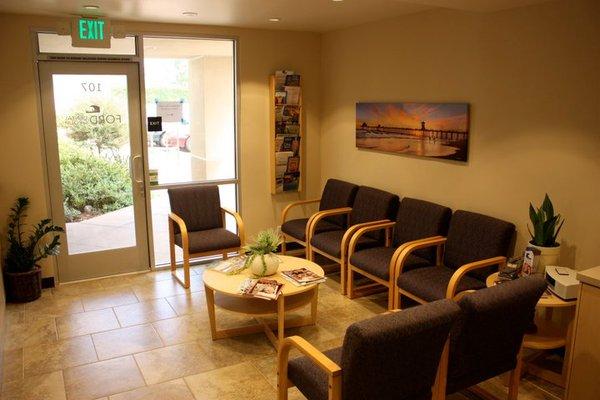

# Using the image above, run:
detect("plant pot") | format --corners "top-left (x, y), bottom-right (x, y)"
top-left (249, 253), bottom-right (281, 277)
top-left (3, 266), bottom-right (42, 303)
top-left (529, 242), bottom-right (561, 274)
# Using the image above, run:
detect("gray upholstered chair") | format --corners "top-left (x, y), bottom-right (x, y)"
top-left (278, 299), bottom-right (461, 400)
top-left (307, 186), bottom-right (400, 294)
top-left (433, 275), bottom-right (547, 400)
top-left (281, 179), bottom-right (359, 255)
top-left (168, 185), bottom-right (244, 288)
top-left (393, 210), bottom-right (515, 308)
top-left (347, 198), bottom-right (452, 308)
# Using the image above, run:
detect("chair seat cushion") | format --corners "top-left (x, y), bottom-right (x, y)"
top-left (281, 218), bottom-right (340, 242)
top-left (288, 347), bottom-right (342, 400)
top-left (397, 266), bottom-right (486, 302)
top-left (311, 230), bottom-right (379, 259)
top-left (350, 246), bottom-right (430, 280)
top-left (174, 228), bottom-right (241, 254)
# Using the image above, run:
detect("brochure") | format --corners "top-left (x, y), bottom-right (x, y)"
top-left (275, 70), bottom-right (294, 91)
top-left (281, 268), bottom-right (326, 286)
top-left (284, 86), bottom-right (301, 105)
top-left (239, 278), bottom-right (283, 300)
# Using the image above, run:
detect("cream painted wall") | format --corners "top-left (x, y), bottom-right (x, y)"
top-left (320, 0), bottom-right (600, 269)
top-left (0, 14), bottom-right (322, 278)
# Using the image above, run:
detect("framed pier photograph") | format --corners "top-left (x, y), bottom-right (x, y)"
top-left (356, 102), bottom-right (469, 162)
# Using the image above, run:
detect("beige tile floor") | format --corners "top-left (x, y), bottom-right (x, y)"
top-left (2, 265), bottom-right (564, 400)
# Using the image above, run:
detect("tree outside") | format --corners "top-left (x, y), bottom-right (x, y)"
top-left (58, 99), bottom-right (133, 221)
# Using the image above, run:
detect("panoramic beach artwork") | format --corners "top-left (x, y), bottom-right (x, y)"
top-left (356, 102), bottom-right (469, 162)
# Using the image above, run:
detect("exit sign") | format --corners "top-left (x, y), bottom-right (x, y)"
top-left (71, 17), bottom-right (111, 48)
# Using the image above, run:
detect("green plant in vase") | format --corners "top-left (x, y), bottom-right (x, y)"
top-left (243, 229), bottom-right (283, 277)
top-left (527, 194), bottom-right (564, 273)
top-left (4, 197), bottom-right (64, 302)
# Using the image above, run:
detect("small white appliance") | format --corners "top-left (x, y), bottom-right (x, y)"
top-left (545, 266), bottom-right (580, 300)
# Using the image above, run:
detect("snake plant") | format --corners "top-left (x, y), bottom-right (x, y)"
top-left (528, 194), bottom-right (564, 247)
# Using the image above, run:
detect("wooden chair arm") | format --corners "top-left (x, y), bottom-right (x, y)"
top-left (446, 256), bottom-right (507, 299)
top-left (278, 336), bottom-right (342, 400)
top-left (347, 220), bottom-right (396, 262)
top-left (392, 236), bottom-right (447, 282)
top-left (281, 198), bottom-right (321, 225)
top-left (305, 207), bottom-right (352, 246)
top-left (279, 336), bottom-right (342, 377)
top-left (168, 212), bottom-right (189, 250)
top-left (340, 220), bottom-right (393, 266)
top-left (221, 207), bottom-right (246, 245)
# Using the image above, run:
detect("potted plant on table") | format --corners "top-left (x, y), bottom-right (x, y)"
top-left (3, 197), bottom-right (64, 303)
top-left (243, 229), bottom-right (283, 277)
top-left (528, 194), bottom-right (564, 272)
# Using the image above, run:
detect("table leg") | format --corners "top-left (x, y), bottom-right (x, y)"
top-left (205, 285), bottom-right (218, 340)
top-left (310, 287), bottom-right (318, 324)
top-left (562, 310), bottom-right (576, 385)
top-left (277, 295), bottom-right (285, 349)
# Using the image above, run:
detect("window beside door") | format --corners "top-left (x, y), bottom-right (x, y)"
top-left (143, 37), bottom-right (238, 266)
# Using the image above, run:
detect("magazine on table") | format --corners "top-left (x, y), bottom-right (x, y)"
top-left (210, 256), bottom-right (246, 275)
top-left (239, 278), bottom-right (283, 300)
top-left (281, 268), bottom-right (326, 286)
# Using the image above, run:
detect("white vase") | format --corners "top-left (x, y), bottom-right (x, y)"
top-left (529, 242), bottom-right (561, 274)
top-left (249, 253), bottom-right (281, 277)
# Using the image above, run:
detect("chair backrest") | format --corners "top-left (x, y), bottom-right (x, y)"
top-left (168, 185), bottom-right (222, 233)
top-left (443, 210), bottom-right (515, 281)
top-left (341, 299), bottom-right (461, 400)
top-left (349, 186), bottom-right (399, 241)
top-left (446, 275), bottom-right (547, 394)
top-left (394, 198), bottom-right (452, 263)
top-left (318, 179), bottom-right (359, 228)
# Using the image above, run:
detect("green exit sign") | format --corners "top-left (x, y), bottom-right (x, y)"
top-left (71, 17), bottom-right (111, 48)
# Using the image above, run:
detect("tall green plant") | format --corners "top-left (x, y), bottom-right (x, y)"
top-left (4, 197), bottom-right (64, 273)
top-left (242, 229), bottom-right (283, 276)
top-left (528, 194), bottom-right (564, 247)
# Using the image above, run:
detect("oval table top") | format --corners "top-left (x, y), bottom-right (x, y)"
top-left (203, 255), bottom-right (325, 298)
top-left (486, 272), bottom-right (577, 308)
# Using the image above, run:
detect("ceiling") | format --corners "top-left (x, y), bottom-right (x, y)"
top-left (0, 0), bottom-right (553, 32)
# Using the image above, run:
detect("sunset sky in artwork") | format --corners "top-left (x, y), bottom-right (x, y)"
top-left (356, 102), bottom-right (469, 131)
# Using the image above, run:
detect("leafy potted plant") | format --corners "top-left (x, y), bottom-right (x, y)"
top-left (3, 197), bottom-right (63, 302)
top-left (528, 194), bottom-right (564, 272)
top-left (243, 229), bottom-right (283, 277)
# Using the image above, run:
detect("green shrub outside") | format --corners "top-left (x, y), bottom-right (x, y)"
top-left (59, 141), bottom-right (132, 219)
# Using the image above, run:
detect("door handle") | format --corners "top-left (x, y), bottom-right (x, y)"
top-left (131, 154), bottom-right (144, 184)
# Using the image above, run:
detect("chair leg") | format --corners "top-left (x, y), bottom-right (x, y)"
top-left (223, 251), bottom-right (229, 260)
top-left (387, 285), bottom-right (395, 310)
top-left (182, 250), bottom-right (191, 289)
top-left (394, 289), bottom-right (402, 310)
top-left (347, 267), bottom-right (355, 299)
top-left (340, 262), bottom-right (347, 295)
top-left (168, 221), bottom-right (176, 273)
top-left (508, 351), bottom-right (523, 400)
top-left (281, 240), bottom-right (287, 255)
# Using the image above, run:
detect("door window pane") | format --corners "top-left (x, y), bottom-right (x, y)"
top-left (52, 74), bottom-right (136, 254)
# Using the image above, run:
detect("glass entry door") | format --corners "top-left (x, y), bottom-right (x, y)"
top-left (39, 61), bottom-right (150, 282)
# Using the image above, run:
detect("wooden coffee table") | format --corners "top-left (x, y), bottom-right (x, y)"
top-left (203, 255), bottom-right (324, 348)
